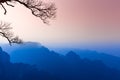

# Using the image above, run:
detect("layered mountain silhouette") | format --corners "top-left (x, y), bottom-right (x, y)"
top-left (49, 48), bottom-right (120, 70)
top-left (4, 42), bottom-right (120, 70)
top-left (0, 46), bottom-right (57, 80)
top-left (72, 49), bottom-right (120, 70)
top-left (1, 42), bottom-right (120, 80)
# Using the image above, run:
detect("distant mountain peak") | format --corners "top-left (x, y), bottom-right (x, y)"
top-left (23, 42), bottom-right (41, 45)
top-left (66, 51), bottom-right (80, 59)
top-left (67, 51), bottom-right (77, 55)
top-left (20, 42), bottom-right (42, 47)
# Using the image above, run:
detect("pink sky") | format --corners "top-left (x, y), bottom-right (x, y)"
top-left (0, 0), bottom-right (120, 46)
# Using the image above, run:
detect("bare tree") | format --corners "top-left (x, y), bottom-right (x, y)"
top-left (0, 22), bottom-right (22, 45)
top-left (0, 0), bottom-right (56, 23)
top-left (0, 0), bottom-right (56, 45)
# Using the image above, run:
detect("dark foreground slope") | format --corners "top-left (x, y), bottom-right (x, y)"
top-left (0, 47), bottom-right (58, 80)
top-left (4, 42), bottom-right (120, 80)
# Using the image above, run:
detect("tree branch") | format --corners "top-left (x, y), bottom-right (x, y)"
top-left (0, 3), bottom-right (7, 14)
top-left (6, 2), bottom-right (14, 7)
top-left (15, 0), bottom-right (56, 24)
top-left (0, 0), bottom-right (56, 23)
top-left (0, 32), bottom-right (12, 46)
top-left (0, 22), bottom-right (22, 45)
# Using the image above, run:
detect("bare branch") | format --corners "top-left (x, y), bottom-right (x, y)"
top-left (15, 0), bottom-right (56, 23)
top-left (6, 2), bottom-right (14, 7)
top-left (0, 22), bottom-right (23, 45)
top-left (11, 36), bottom-right (23, 44)
top-left (0, 3), bottom-right (7, 14)
top-left (0, 0), bottom-right (56, 45)
top-left (0, 0), bottom-right (56, 24)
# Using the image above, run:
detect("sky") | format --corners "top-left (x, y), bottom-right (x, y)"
top-left (0, 0), bottom-right (120, 55)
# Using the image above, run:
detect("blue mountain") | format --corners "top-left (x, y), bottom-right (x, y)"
top-left (73, 49), bottom-right (120, 70)
top-left (52, 48), bottom-right (120, 70)
top-left (1, 42), bottom-right (120, 80)
top-left (3, 42), bottom-right (120, 70)
top-left (0, 46), bottom-right (58, 80)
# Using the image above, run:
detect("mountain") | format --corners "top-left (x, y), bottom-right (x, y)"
top-left (4, 42), bottom-right (120, 70)
top-left (0, 46), bottom-right (58, 80)
top-left (1, 42), bottom-right (42, 53)
top-left (1, 42), bottom-right (120, 80)
top-left (52, 47), bottom-right (120, 70)
top-left (73, 49), bottom-right (120, 70)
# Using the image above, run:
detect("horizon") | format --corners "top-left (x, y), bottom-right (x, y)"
top-left (0, 41), bottom-right (120, 57)
top-left (0, 0), bottom-right (120, 56)
top-left (0, 0), bottom-right (120, 80)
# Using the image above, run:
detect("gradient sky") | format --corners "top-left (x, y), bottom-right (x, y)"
top-left (0, 0), bottom-right (120, 48)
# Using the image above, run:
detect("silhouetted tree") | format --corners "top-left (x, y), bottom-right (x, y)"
top-left (0, 0), bottom-right (56, 23)
top-left (0, 22), bottom-right (22, 45)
